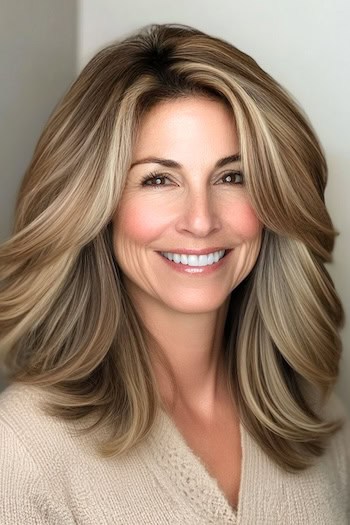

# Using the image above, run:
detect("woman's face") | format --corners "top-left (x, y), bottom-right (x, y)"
top-left (112, 96), bottom-right (262, 314)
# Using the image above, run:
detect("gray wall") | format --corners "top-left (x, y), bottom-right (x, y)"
top-left (0, 0), bottom-right (77, 242)
top-left (0, 0), bottom-right (77, 389)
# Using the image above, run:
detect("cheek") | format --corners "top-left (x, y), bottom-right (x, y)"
top-left (227, 201), bottom-right (262, 241)
top-left (113, 197), bottom-right (169, 245)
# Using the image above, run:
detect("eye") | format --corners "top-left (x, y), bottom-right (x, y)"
top-left (141, 172), bottom-right (173, 187)
top-left (219, 171), bottom-right (244, 185)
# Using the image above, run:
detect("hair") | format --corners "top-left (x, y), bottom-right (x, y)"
top-left (0, 23), bottom-right (345, 472)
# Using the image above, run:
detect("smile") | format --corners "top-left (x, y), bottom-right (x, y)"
top-left (160, 250), bottom-right (226, 267)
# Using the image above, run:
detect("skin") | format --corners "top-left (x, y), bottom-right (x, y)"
top-left (112, 96), bottom-right (263, 424)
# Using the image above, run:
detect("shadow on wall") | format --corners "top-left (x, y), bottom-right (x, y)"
top-left (0, 1), bottom-right (78, 243)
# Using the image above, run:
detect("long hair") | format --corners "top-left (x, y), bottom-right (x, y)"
top-left (0, 23), bottom-right (344, 472)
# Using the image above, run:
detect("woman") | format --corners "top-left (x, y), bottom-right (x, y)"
top-left (0, 23), bottom-right (349, 524)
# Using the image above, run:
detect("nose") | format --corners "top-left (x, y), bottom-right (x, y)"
top-left (175, 188), bottom-right (221, 237)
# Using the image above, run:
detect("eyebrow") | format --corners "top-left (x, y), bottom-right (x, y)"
top-left (129, 153), bottom-right (241, 170)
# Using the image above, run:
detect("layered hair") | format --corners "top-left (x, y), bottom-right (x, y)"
top-left (0, 23), bottom-right (344, 472)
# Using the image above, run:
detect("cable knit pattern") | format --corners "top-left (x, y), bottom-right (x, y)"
top-left (0, 382), bottom-right (349, 524)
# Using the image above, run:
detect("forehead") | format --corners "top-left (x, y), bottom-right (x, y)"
top-left (132, 96), bottom-right (238, 160)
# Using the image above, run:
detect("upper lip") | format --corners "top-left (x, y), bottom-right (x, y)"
top-left (159, 248), bottom-right (229, 255)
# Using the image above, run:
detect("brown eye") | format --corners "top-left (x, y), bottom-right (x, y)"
top-left (220, 171), bottom-right (244, 184)
top-left (147, 176), bottom-right (165, 186)
top-left (141, 173), bottom-right (172, 187)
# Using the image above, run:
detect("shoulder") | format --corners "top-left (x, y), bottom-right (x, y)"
top-left (0, 382), bottom-right (80, 448)
top-left (0, 382), bottom-right (101, 464)
top-left (315, 390), bottom-right (350, 515)
top-left (0, 383), bottom-right (80, 523)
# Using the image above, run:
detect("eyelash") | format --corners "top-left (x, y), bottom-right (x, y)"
top-left (140, 170), bottom-right (244, 187)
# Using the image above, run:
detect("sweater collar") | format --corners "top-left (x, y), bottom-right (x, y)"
top-left (141, 406), bottom-right (250, 524)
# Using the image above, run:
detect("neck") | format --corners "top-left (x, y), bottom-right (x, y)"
top-left (127, 283), bottom-right (231, 420)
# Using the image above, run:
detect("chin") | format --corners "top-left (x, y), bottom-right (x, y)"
top-left (162, 295), bottom-right (229, 315)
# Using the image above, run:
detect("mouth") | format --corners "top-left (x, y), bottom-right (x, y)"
top-left (159, 249), bottom-right (231, 267)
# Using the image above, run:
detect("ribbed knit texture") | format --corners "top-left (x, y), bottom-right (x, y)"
top-left (0, 383), bottom-right (349, 524)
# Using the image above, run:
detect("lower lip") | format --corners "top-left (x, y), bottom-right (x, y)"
top-left (157, 250), bottom-right (232, 275)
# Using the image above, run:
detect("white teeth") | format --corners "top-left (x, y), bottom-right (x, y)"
top-left (161, 250), bottom-right (226, 266)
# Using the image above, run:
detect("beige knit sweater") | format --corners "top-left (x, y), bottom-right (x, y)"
top-left (0, 382), bottom-right (349, 524)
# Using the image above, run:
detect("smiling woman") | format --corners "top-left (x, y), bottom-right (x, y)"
top-left (0, 23), bottom-right (349, 524)
top-left (113, 97), bottom-right (262, 315)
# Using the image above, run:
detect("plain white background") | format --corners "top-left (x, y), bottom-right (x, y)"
top-left (1, 0), bottom-right (349, 411)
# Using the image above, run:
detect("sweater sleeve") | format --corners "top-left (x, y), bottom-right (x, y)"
top-left (0, 423), bottom-right (76, 525)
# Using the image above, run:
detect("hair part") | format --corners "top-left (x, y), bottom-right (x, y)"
top-left (0, 23), bottom-right (344, 472)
